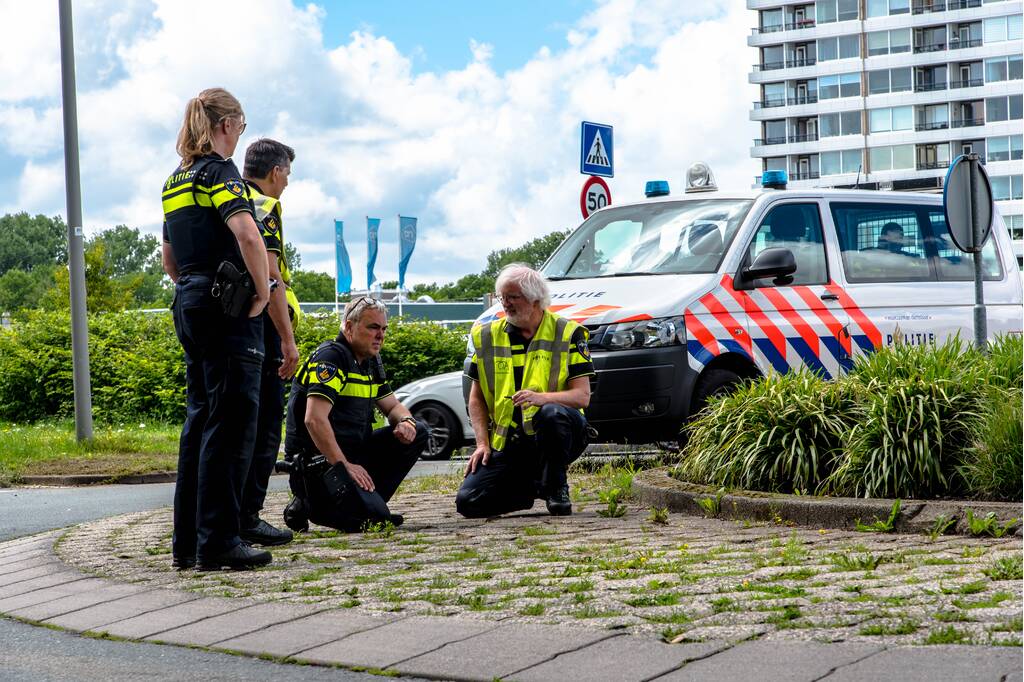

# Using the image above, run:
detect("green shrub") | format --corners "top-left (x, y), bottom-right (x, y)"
top-left (675, 371), bottom-right (856, 494)
top-left (957, 387), bottom-right (1023, 501)
top-left (825, 339), bottom-right (987, 499)
top-left (0, 310), bottom-right (468, 423)
top-left (983, 334), bottom-right (1024, 391)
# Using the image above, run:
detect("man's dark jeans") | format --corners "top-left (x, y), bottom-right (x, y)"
top-left (171, 274), bottom-right (264, 563)
top-left (241, 363), bottom-right (284, 528)
top-left (455, 404), bottom-right (587, 518)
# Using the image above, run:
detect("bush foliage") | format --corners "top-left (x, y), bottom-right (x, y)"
top-left (675, 336), bottom-right (1023, 501)
top-left (0, 310), bottom-right (467, 423)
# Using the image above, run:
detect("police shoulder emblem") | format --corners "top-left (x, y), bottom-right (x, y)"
top-left (316, 363), bottom-right (338, 382)
top-left (576, 338), bottom-right (591, 360)
top-left (265, 215), bottom-right (278, 231)
top-left (225, 179), bottom-right (245, 197)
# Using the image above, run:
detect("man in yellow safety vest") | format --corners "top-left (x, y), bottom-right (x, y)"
top-left (456, 264), bottom-right (594, 517)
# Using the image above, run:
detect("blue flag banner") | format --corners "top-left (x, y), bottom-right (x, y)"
top-left (334, 220), bottom-right (352, 295)
top-left (366, 217), bottom-right (380, 289)
top-left (398, 215), bottom-right (417, 289)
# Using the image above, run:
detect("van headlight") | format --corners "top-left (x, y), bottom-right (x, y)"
top-left (603, 316), bottom-right (686, 350)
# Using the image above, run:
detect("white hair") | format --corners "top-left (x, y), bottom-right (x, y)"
top-left (343, 296), bottom-right (388, 325)
top-left (495, 263), bottom-right (550, 309)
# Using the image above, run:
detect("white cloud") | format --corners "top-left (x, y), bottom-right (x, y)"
top-left (1, 0), bottom-right (757, 285)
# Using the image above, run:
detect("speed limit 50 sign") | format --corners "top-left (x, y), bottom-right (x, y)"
top-left (580, 175), bottom-right (611, 219)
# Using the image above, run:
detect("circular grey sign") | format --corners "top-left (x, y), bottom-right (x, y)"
top-left (943, 155), bottom-right (993, 254)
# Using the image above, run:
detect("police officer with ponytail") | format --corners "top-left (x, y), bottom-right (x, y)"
top-left (161, 87), bottom-right (271, 571)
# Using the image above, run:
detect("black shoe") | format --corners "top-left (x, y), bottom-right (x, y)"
top-left (545, 486), bottom-right (572, 516)
top-left (283, 497), bottom-right (309, 533)
top-left (197, 543), bottom-right (272, 571)
top-left (171, 556), bottom-right (196, 571)
top-left (388, 513), bottom-right (404, 527)
top-left (241, 519), bottom-right (294, 547)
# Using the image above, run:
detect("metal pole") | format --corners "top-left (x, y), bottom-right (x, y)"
top-left (967, 153), bottom-right (987, 354)
top-left (59, 0), bottom-right (93, 441)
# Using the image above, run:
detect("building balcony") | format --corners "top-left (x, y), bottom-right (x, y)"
top-left (753, 60), bottom-right (787, 72)
top-left (949, 78), bottom-right (984, 89)
top-left (788, 57), bottom-right (817, 68)
top-left (751, 19), bottom-right (816, 34)
top-left (915, 121), bottom-right (950, 131)
top-left (787, 94), bottom-right (819, 105)
top-left (948, 38), bottom-right (983, 50)
top-left (948, 0), bottom-right (981, 9)
top-left (754, 137), bottom-right (788, 146)
top-left (912, 2), bottom-right (946, 14)
top-left (917, 161), bottom-right (951, 170)
top-left (789, 132), bottom-right (819, 143)
top-left (914, 42), bottom-right (947, 53)
top-left (951, 117), bottom-right (985, 128)
top-left (914, 81), bottom-right (948, 92)
top-left (753, 98), bottom-right (787, 109)
top-left (790, 171), bottom-right (821, 181)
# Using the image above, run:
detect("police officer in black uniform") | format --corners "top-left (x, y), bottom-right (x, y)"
top-left (282, 297), bottom-right (428, 532)
top-left (161, 88), bottom-right (271, 571)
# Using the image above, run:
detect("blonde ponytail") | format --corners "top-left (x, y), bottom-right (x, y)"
top-left (175, 87), bottom-right (243, 168)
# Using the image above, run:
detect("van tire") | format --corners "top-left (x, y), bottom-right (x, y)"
top-left (678, 368), bottom-right (744, 449)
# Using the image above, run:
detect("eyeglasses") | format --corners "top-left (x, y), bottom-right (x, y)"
top-left (344, 296), bottom-right (388, 322)
top-left (220, 115), bottom-right (246, 134)
top-left (495, 293), bottom-right (526, 304)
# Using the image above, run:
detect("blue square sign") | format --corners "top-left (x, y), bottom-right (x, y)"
top-left (580, 121), bottom-right (613, 177)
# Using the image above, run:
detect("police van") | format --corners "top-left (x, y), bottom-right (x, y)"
top-left (471, 164), bottom-right (1024, 443)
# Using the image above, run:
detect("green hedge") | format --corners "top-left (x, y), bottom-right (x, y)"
top-left (675, 335), bottom-right (1023, 501)
top-left (0, 310), bottom-right (467, 423)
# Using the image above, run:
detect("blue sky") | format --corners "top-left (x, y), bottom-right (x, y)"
top-left (0, 0), bottom-right (754, 285)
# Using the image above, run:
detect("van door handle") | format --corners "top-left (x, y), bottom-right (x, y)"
top-left (820, 293), bottom-right (839, 301)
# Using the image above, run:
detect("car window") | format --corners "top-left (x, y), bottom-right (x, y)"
top-left (830, 204), bottom-right (931, 282)
top-left (745, 203), bottom-right (828, 286)
top-left (926, 209), bottom-right (1002, 281)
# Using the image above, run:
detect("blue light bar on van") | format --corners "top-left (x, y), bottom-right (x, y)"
top-left (645, 180), bottom-right (670, 197)
top-left (762, 170), bottom-right (787, 189)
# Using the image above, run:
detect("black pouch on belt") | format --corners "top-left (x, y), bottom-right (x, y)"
top-left (211, 260), bottom-right (254, 317)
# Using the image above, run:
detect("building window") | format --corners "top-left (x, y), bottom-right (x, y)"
top-left (987, 95), bottom-right (1024, 122)
top-left (985, 55), bottom-right (1023, 82)
top-left (987, 135), bottom-right (1023, 162)
top-left (822, 149), bottom-right (863, 175)
top-left (991, 175), bottom-right (1024, 201)
top-left (869, 106), bottom-right (913, 133)
top-left (868, 68), bottom-right (912, 94)
top-left (1005, 214), bottom-right (1023, 241)
top-left (818, 35), bottom-right (860, 62)
top-left (817, 0), bottom-right (859, 23)
top-left (867, 28), bottom-right (912, 56)
top-left (840, 73), bottom-right (861, 97)
top-left (821, 111), bottom-right (862, 137)
top-left (983, 15), bottom-right (1022, 43)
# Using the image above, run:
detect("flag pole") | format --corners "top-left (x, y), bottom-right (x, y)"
top-left (397, 214), bottom-right (403, 319)
top-left (334, 218), bottom-right (339, 317)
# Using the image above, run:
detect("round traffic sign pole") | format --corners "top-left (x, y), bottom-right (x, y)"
top-left (580, 176), bottom-right (611, 219)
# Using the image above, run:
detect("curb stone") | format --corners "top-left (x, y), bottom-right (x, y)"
top-left (633, 467), bottom-right (1023, 536)
top-left (17, 471), bottom-right (289, 487)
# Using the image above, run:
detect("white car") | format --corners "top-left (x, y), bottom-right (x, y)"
top-left (395, 371), bottom-right (474, 460)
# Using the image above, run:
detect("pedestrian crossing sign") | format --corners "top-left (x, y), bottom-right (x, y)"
top-left (580, 121), bottom-right (613, 177)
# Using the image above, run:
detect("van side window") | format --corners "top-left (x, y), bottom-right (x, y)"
top-left (746, 203), bottom-right (827, 286)
top-left (925, 210), bottom-right (1003, 281)
top-left (830, 204), bottom-right (931, 282)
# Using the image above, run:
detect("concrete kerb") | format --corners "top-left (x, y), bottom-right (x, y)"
top-left (633, 467), bottom-right (1023, 536)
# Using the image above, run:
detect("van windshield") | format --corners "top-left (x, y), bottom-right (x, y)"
top-left (544, 199), bottom-right (754, 279)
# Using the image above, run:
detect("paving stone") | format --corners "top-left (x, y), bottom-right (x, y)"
top-left (295, 616), bottom-right (497, 669)
top-left (512, 635), bottom-right (729, 682)
top-left (215, 609), bottom-right (393, 658)
top-left (826, 646), bottom-right (1024, 682)
top-left (8, 582), bottom-right (148, 621)
top-left (653, 640), bottom-right (883, 681)
top-left (148, 600), bottom-right (318, 647)
top-left (44, 588), bottom-right (200, 631)
top-left (100, 596), bottom-right (248, 639)
top-left (0, 576), bottom-right (103, 613)
top-left (397, 622), bottom-right (616, 681)
top-left (0, 537), bottom-right (55, 558)
top-left (0, 550), bottom-right (49, 570)
top-left (0, 562), bottom-right (65, 588)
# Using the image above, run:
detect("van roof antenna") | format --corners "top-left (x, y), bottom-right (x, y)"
top-left (854, 164), bottom-right (862, 189)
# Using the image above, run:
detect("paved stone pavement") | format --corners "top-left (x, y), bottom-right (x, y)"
top-left (1, 486), bottom-right (1021, 681)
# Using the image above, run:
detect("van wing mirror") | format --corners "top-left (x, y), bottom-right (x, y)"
top-left (742, 247), bottom-right (797, 282)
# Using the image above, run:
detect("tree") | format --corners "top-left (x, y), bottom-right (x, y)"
top-left (0, 213), bottom-right (67, 274)
top-left (284, 242), bottom-right (302, 271)
top-left (290, 270), bottom-right (335, 302)
top-left (0, 267), bottom-right (54, 313)
top-left (89, 225), bottom-right (160, 277)
top-left (482, 230), bottom-right (570, 279)
top-left (44, 241), bottom-right (136, 312)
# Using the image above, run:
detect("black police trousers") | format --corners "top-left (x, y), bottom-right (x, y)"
top-left (288, 422), bottom-right (427, 530)
top-left (240, 363), bottom-right (284, 528)
top-left (171, 274), bottom-right (264, 563)
top-left (456, 403), bottom-right (587, 518)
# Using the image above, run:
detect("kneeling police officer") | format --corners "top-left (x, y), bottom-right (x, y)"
top-left (280, 296), bottom-right (427, 532)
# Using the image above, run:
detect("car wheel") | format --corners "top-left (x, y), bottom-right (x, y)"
top-left (678, 368), bottom-right (744, 450)
top-left (412, 401), bottom-right (459, 460)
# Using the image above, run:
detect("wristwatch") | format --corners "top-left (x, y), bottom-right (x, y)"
top-left (399, 416), bottom-right (416, 426)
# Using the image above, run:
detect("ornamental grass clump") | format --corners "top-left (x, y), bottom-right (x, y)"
top-left (675, 370), bottom-right (856, 494)
top-left (825, 339), bottom-right (988, 499)
top-left (957, 387), bottom-right (1023, 502)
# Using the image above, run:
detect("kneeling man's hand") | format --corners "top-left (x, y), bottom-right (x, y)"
top-left (511, 389), bottom-right (547, 407)
top-left (465, 444), bottom-right (490, 476)
top-left (345, 462), bottom-right (375, 492)
top-left (394, 419), bottom-right (416, 444)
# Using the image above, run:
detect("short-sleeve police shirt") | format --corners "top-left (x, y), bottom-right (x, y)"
top-left (285, 335), bottom-right (394, 454)
top-left (161, 153), bottom-right (253, 274)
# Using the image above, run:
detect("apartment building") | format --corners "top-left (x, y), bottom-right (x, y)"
top-left (748, 0), bottom-right (1023, 249)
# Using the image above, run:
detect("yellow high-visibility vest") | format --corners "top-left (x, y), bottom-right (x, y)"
top-left (472, 309), bottom-right (585, 451)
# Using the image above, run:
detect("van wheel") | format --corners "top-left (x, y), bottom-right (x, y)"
top-left (678, 368), bottom-right (744, 450)
top-left (412, 401), bottom-right (459, 460)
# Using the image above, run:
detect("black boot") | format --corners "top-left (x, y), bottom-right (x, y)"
top-left (283, 497), bottom-right (309, 533)
top-left (241, 518), bottom-right (294, 547)
top-left (545, 485), bottom-right (572, 516)
top-left (197, 543), bottom-right (272, 571)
